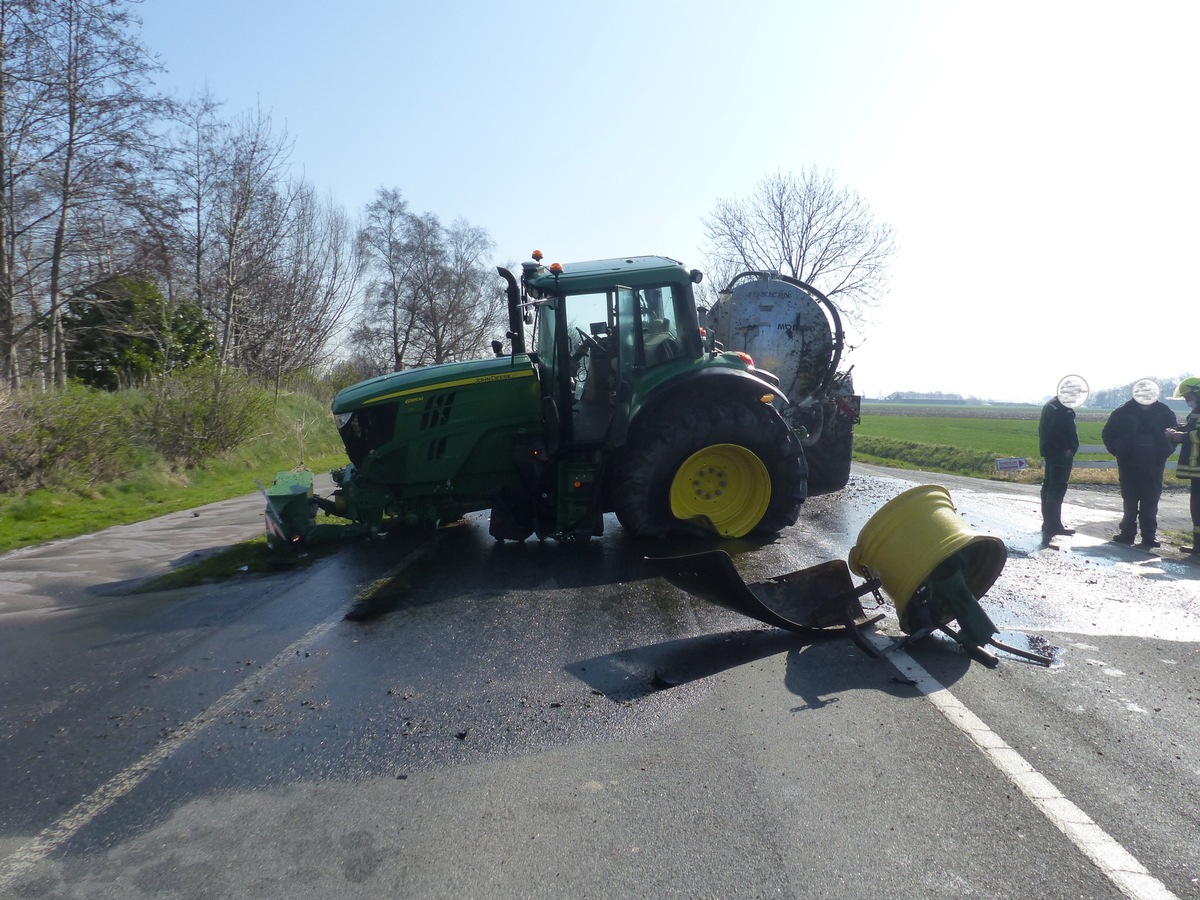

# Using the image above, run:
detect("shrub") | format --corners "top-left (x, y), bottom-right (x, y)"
top-left (0, 384), bottom-right (143, 492)
top-left (140, 365), bottom-right (273, 466)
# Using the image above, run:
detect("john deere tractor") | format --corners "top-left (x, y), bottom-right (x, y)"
top-left (263, 252), bottom-right (858, 546)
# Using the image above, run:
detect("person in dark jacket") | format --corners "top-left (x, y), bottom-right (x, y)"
top-left (1102, 379), bottom-right (1179, 548)
top-left (1167, 376), bottom-right (1200, 553)
top-left (1038, 375), bottom-right (1085, 537)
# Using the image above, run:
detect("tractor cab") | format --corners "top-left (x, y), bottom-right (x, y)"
top-left (513, 253), bottom-right (706, 448)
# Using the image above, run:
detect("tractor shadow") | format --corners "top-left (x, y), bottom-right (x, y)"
top-left (345, 511), bottom-right (780, 621)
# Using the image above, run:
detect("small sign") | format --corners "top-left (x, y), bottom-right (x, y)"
top-left (995, 457), bottom-right (1027, 471)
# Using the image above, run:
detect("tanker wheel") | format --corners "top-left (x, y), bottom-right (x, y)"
top-left (804, 413), bottom-right (854, 496)
top-left (614, 399), bottom-right (807, 538)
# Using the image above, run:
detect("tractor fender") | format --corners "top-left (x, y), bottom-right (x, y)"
top-left (621, 367), bottom-right (795, 450)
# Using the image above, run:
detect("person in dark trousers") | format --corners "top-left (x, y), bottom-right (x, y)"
top-left (1167, 376), bottom-right (1200, 553)
top-left (1038, 376), bottom-right (1084, 537)
top-left (1102, 379), bottom-right (1179, 548)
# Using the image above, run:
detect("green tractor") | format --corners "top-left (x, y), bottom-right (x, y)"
top-left (263, 252), bottom-right (858, 547)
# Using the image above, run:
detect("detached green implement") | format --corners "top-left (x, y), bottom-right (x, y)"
top-left (259, 470), bottom-right (367, 550)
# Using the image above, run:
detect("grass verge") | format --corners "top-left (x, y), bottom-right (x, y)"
top-left (0, 390), bottom-right (345, 555)
top-left (852, 436), bottom-right (1128, 486)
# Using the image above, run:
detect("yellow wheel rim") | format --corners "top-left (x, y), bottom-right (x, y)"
top-left (669, 443), bottom-right (771, 537)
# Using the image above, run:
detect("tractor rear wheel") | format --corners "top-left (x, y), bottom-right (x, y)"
top-left (614, 400), bottom-right (806, 538)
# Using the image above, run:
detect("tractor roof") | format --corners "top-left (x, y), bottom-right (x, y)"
top-left (526, 255), bottom-right (694, 294)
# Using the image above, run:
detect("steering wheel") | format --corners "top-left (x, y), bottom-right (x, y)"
top-left (575, 326), bottom-right (605, 356)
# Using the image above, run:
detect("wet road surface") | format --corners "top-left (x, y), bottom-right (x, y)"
top-left (1, 465), bottom-right (1197, 898)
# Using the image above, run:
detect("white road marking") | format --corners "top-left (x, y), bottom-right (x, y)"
top-left (871, 633), bottom-right (1179, 900)
top-left (0, 543), bottom-right (433, 892)
top-left (0, 618), bottom-right (338, 891)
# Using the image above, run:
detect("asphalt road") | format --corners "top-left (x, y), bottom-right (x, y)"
top-left (1, 465), bottom-right (1197, 898)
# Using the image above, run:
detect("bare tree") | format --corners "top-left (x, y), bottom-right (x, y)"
top-left (240, 184), bottom-right (360, 389)
top-left (0, 4), bottom-right (360, 394)
top-left (357, 187), bottom-right (414, 371)
top-left (0, 0), bottom-right (56, 387)
top-left (39, 0), bottom-right (165, 386)
top-left (392, 210), bottom-right (447, 368)
top-left (342, 318), bottom-right (393, 380)
top-left (205, 105), bottom-right (296, 369)
top-left (154, 97), bottom-right (358, 386)
top-left (419, 217), bottom-right (503, 364)
top-left (165, 87), bottom-right (224, 308)
top-left (277, 188), bottom-right (359, 373)
top-left (0, 0), bottom-right (23, 384)
top-left (702, 167), bottom-right (896, 324)
top-left (356, 187), bottom-right (504, 373)
top-left (0, 0), bottom-right (164, 388)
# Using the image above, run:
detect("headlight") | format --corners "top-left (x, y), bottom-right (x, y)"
top-left (333, 411), bottom-right (353, 429)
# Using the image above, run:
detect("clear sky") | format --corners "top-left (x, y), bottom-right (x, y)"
top-left (136, 0), bottom-right (1199, 404)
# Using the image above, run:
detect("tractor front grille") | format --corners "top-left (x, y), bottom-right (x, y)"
top-left (341, 402), bottom-right (398, 466)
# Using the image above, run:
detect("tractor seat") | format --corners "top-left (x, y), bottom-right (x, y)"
top-left (643, 318), bottom-right (679, 365)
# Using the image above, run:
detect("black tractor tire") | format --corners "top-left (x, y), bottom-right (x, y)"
top-left (613, 399), bottom-right (807, 538)
top-left (804, 411), bottom-right (855, 496)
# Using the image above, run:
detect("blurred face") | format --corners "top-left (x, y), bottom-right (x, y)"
top-left (1186, 391), bottom-right (1198, 410)
top-left (1132, 379), bottom-right (1160, 406)
top-left (1056, 375), bottom-right (1088, 408)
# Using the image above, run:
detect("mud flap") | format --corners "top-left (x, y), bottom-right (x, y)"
top-left (647, 550), bottom-right (885, 658)
top-left (489, 484), bottom-right (535, 541)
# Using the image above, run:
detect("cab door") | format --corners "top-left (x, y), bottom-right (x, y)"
top-left (611, 285), bottom-right (641, 443)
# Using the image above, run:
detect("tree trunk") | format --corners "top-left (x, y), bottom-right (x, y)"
top-left (0, 1), bottom-right (14, 387)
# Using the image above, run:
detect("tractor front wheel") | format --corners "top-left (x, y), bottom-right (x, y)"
top-left (614, 400), bottom-right (807, 538)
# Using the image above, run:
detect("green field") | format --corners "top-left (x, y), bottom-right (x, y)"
top-left (854, 403), bottom-right (1116, 482)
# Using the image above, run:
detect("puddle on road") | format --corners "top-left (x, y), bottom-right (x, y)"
top-left (986, 539), bottom-right (1200, 643)
top-left (808, 474), bottom-right (1200, 648)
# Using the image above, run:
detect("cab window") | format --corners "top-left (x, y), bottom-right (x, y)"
top-left (638, 285), bottom-right (682, 367)
top-left (567, 291), bottom-right (614, 344)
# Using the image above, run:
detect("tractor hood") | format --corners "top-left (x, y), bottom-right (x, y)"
top-left (332, 355), bottom-right (538, 414)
